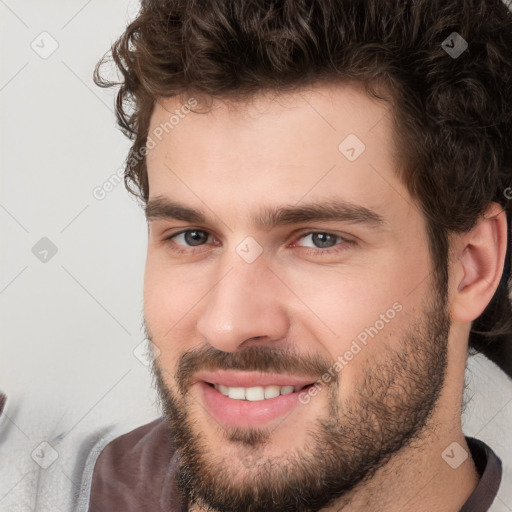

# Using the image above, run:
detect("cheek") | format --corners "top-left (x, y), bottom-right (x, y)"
top-left (280, 263), bottom-right (406, 339)
top-left (281, 262), bottom-right (420, 384)
top-left (143, 250), bottom-right (216, 367)
top-left (144, 248), bottom-right (203, 319)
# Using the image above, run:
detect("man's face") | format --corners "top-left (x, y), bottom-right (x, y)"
top-left (143, 84), bottom-right (450, 511)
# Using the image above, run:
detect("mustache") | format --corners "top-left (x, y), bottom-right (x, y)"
top-left (164, 344), bottom-right (336, 395)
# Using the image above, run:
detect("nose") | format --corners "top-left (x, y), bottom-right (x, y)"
top-left (196, 258), bottom-right (290, 352)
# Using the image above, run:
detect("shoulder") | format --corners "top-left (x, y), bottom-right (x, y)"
top-left (463, 353), bottom-right (512, 511)
top-left (463, 436), bottom-right (506, 511)
top-left (76, 417), bottom-right (181, 512)
top-left (93, 416), bottom-right (171, 476)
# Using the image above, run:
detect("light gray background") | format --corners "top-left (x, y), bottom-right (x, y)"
top-left (1, 2), bottom-right (160, 507)
top-left (1, 1), bottom-right (512, 511)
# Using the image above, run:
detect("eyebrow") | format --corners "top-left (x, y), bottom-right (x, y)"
top-left (145, 196), bottom-right (385, 230)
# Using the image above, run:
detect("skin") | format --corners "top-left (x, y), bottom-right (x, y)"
top-left (143, 83), bottom-right (507, 511)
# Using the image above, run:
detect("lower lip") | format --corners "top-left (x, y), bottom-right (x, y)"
top-left (197, 382), bottom-right (311, 428)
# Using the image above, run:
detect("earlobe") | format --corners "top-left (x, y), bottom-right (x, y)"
top-left (450, 203), bottom-right (508, 323)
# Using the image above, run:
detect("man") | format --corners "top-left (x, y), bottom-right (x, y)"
top-left (78, 0), bottom-right (512, 510)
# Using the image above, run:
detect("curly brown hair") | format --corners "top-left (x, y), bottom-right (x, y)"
top-left (94, 0), bottom-right (512, 373)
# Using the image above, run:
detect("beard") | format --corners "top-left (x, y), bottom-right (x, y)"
top-left (148, 288), bottom-right (450, 512)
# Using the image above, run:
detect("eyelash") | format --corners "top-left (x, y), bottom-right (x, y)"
top-left (162, 229), bottom-right (355, 256)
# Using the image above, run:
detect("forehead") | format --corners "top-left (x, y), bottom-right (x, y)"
top-left (145, 83), bottom-right (414, 227)
top-left (148, 83), bottom-right (395, 154)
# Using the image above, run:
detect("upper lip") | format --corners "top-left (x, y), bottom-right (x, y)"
top-left (194, 370), bottom-right (317, 388)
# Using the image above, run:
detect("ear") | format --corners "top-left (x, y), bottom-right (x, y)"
top-left (449, 203), bottom-right (508, 323)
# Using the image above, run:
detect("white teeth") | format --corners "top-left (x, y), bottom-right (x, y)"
top-left (218, 384), bottom-right (229, 395)
top-left (215, 384), bottom-right (305, 401)
top-left (264, 385), bottom-right (281, 399)
top-left (245, 387), bottom-right (265, 401)
top-left (280, 386), bottom-right (294, 395)
top-left (228, 387), bottom-right (245, 400)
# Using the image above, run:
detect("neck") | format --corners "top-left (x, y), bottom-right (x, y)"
top-left (323, 427), bottom-right (479, 512)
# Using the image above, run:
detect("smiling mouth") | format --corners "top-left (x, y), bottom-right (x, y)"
top-left (205, 382), bottom-right (314, 401)
top-left (197, 375), bottom-right (318, 428)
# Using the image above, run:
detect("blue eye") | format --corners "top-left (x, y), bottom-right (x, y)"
top-left (172, 230), bottom-right (210, 247)
top-left (163, 229), bottom-right (215, 255)
top-left (163, 229), bottom-right (354, 256)
top-left (296, 232), bottom-right (340, 249)
top-left (291, 231), bottom-right (355, 256)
